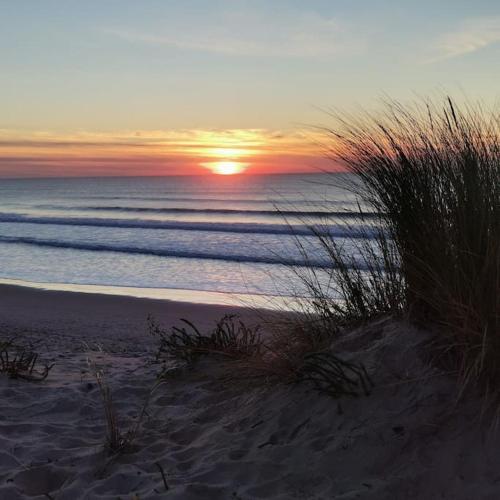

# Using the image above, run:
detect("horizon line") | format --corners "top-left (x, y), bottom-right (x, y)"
top-left (0, 170), bottom-right (344, 181)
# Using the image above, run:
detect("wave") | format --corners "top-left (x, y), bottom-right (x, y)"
top-left (37, 205), bottom-right (379, 218)
top-left (0, 235), bottom-right (339, 268)
top-left (0, 213), bottom-right (378, 238)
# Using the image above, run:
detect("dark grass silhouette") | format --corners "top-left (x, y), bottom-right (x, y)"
top-left (151, 314), bottom-right (372, 399)
top-left (0, 338), bottom-right (53, 381)
top-left (288, 218), bottom-right (404, 328)
top-left (304, 97), bottom-right (499, 396)
top-left (150, 314), bottom-right (262, 364)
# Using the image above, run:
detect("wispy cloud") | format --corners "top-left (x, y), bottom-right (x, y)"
top-left (0, 128), bottom-right (318, 155)
top-left (428, 17), bottom-right (500, 63)
top-left (103, 9), bottom-right (360, 58)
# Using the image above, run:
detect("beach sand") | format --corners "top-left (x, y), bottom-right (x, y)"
top-left (1, 284), bottom-right (499, 499)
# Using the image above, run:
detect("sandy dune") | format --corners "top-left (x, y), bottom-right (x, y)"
top-left (1, 285), bottom-right (499, 499)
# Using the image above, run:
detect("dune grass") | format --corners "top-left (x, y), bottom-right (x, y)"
top-left (88, 359), bottom-right (164, 459)
top-left (152, 314), bottom-right (372, 399)
top-left (289, 218), bottom-right (404, 328)
top-left (93, 368), bottom-right (124, 454)
top-left (0, 338), bottom-right (54, 381)
top-left (150, 314), bottom-right (262, 365)
top-left (307, 97), bottom-right (499, 395)
top-left (149, 97), bottom-right (497, 401)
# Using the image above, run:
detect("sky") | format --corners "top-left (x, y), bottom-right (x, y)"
top-left (1, 0), bottom-right (500, 177)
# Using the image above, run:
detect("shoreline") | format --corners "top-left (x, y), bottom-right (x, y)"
top-left (0, 282), bottom-right (278, 346)
top-left (0, 277), bottom-right (295, 311)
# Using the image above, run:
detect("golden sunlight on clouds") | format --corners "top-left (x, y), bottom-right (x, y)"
top-left (0, 127), bottom-right (329, 177)
top-left (208, 148), bottom-right (253, 158)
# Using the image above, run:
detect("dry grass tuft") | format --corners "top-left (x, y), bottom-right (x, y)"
top-left (298, 351), bottom-right (373, 399)
top-left (93, 368), bottom-right (126, 455)
top-left (152, 314), bottom-right (372, 399)
top-left (88, 359), bottom-right (162, 457)
top-left (0, 338), bottom-right (54, 381)
top-left (150, 314), bottom-right (262, 365)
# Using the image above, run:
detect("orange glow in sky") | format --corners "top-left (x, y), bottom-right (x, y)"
top-left (2, 2), bottom-right (498, 179)
top-left (0, 128), bottom-right (332, 177)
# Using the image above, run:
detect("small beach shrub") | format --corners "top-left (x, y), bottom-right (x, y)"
top-left (150, 314), bottom-right (262, 365)
top-left (298, 351), bottom-right (373, 399)
top-left (152, 315), bottom-right (372, 399)
top-left (316, 97), bottom-right (499, 393)
top-left (0, 339), bottom-right (53, 381)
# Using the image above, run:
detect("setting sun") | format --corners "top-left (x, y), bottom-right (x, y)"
top-left (204, 161), bottom-right (247, 175)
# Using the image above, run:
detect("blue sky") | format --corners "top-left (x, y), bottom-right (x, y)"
top-left (1, 1), bottom-right (499, 176)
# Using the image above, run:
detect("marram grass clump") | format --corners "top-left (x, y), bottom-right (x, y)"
top-left (150, 314), bottom-right (262, 364)
top-left (315, 97), bottom-right (499, 395)
top-left (151, 315), bottom-right (372, 399)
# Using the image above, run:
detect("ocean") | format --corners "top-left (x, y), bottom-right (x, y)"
top-left (0, 173), bottom-right (370, 308)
